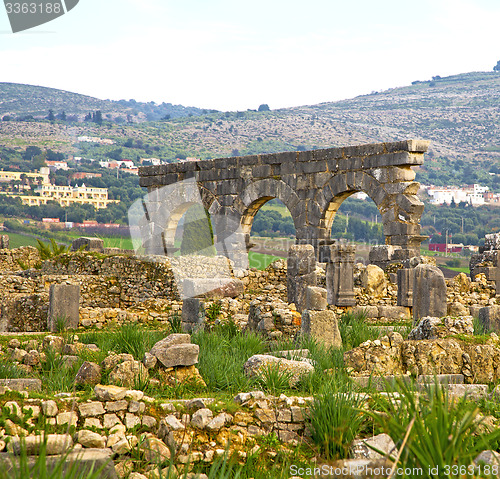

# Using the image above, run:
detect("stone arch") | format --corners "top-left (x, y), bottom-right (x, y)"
top-left (233, 179), bottom-right (304, 246)
top-left (317, 171), bottom-right (392, 242)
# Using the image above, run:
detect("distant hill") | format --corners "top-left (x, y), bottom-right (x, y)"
top-left (0, 71), bottom-right (499, 189)
top-left (0, 82), bottom-right (210, 121)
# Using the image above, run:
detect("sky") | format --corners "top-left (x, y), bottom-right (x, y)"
top-left (0, 0), bottom-right (499, 111)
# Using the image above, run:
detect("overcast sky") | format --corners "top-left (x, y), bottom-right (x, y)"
top-left (0, 0), bottom-right (499, 111)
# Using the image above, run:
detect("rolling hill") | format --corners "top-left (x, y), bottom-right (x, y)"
top-left (0, 71), bottom-right (499, 187)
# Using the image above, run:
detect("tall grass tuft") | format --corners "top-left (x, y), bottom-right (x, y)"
top-left (192, 325), bottom-right (265, 393)
top-left (308, 377), bottom-right (365, 460)
top-left (369, 379), bottom-right (500, 478)
top-left (339, 310), bottom-right (379, 350)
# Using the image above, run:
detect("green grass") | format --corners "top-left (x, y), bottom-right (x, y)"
top-left (4, 232), bottom-right (44, 249)
top-left (248, 251), bottom-right (283, 270)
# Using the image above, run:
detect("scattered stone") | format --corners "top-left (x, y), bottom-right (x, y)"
top-left (244, 354), bottom-right (314, 386)
top-left (75, 430), bottom-right (106, 449)
top-left (95, 384), bottom-right (128, 401)
top-left (191, 408), bottom-right (213, 429)
top-left (75, 361), bottom-right (102, 386)
top-left (408, 316), bottom-right (473, 340)
top-left (361, 264), bottom-right (387, 299)
top-left (351, 433), bottom-right (396, 460)
top-left (108, 360), bottom-right (149, 388)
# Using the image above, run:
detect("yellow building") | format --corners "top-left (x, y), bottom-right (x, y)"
top-left (0, 167), bottom-right (51, 186)
top-left (16, 183), bottom-right (115, 209)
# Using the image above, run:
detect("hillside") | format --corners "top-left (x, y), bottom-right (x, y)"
top-left (0, 71), bottom-right (499, 188)
top-left (0, 83), bottom-right (208, 122)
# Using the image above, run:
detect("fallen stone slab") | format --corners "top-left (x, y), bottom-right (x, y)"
top-left (244, 354), bottom-right (314, 387)
top-left (0, 378), bottom-right (42, 392)
top-left (152, 343), bottom-right (199, 368)
top-left (351, 375), bottom-right (414, 391)
top-left (417, 374), bottom-right (464, 385)
top-left (351, 433), bottom-right (396, 460)
top-left (0, 448), bottom-right (117, 479)
top-left (7, 434), bottom-right (73, 455)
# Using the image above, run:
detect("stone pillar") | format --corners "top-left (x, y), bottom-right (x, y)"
top-left (181, 298), bottom-right (205, 333)
top-left (397, 268), bottom-right (414, 307)
top-left (321, 244), bottom-right (356, 306)
top-left (0, 235), bottom-right (9, 249)
top-left (412, 264), bottom-right (447, 323)
top-left (287, 244), bottom-right (316, 312)
top-left (48, 284), bottom-right (80, 332)
top-left (301, 310), bottom-right (342, 349)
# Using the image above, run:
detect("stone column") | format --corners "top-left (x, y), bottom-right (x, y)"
top-left (412, 264), bottom-right (447, 323)
top-left (287, 244), bottom-right (316, 312)
top-left (321, 244), bottom-right (356, 306)
top-left (397, 268), bottom-right (414, 307)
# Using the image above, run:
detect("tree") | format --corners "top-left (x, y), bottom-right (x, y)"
top-left (46, 109), bottom-right (55, 121)
top-left (258, 104), bottom-right (270, 112)
top-left (494, 60), bottom-right (500, 72)
top-left (93, 110), bottom-right (103, 125)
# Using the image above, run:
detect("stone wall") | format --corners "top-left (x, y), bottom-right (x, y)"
top-left (0, 387), bottom-right (311, 473)
top-left (0, 246), bottom-right (40, 273)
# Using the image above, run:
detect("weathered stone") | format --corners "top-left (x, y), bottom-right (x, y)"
top-left (75, 430), bottom-right (106, 449)
top-left (191, 408), bottom-right (214, 429)
top-left (108, 360), bottom-right (149, 388)
top-left (152, 343), bottom-right (199, 368)
top-left (323, 244), bottom-right (356, 306)
top-left (48, 283), bottom-right (80, 332)
top-left (478, 306), bottom-right (500, 332)
top-left (301, 309), bottom-right (342, 348)
top-left (94, 384), bottom-right (128, 401)
top-left (56, 412), bottom-right (78, 427)
top-left (71, 237), bottom-right (105, 253)
top-left (206, 413), bottom-right (232, 432)
top-left (413, 264), bottom-right (447, 322)
top-left (41, 400), bottom-right (58, 417)
top-left (0, 234), bottom-right (9, 249)
top-left (101, 354), bottom-right (135, 372)
top-left (304, 286), bottom-right (327, 311)
top-left (0, 449), bottom-right (117, 479)
top-left (79, 401), bottom-right (106, 418)
top-left (361, 264), bottom-right (387, 299)
top-left (75, 361), bottom-right (101, 386)
top-left (8, 434), bottom-right (73, 455)
top-left (139, 437), bottom-right (171, 463)
top-left (408, 316), bottom-right (474, 340)
top-left (0, 378), bottom-right (41, 392)
top-left (244, 354), bottom-right (314, 386)
top-left (351, 433), bottom-right (396, 460)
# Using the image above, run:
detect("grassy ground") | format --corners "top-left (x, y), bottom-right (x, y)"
top-left (248, 251), bottom-right (283, 269)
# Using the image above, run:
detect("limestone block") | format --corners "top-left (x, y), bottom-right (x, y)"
top-left (304, 286), bottom-right (327, 311)
top-left (412, 264), bottom-right (447, 322)
top-left (71, 237), bottom-right (104, 253)
top-left (244, 354), bottom-right (313, 386)
top-left (361, 264), bottom-right (387, 298)
top-left (48, 284), bottom-right (80, 332)
top-left (478, 306), bottom-right (500, 332)
top-left (301, 310), bottom-right (342, 349)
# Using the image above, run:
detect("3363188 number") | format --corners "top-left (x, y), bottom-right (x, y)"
top-left (5, 3), bottom-right (62, 14)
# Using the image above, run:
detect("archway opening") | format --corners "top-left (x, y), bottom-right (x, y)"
top-left (327, 192), bottom-right (385, 263)
top-left (246, 198), bottom-right (296, 269)
top-left (167, 203), bottom-right (216, 257)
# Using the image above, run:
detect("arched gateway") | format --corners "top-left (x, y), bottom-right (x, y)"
top-left (139, 139), bottom-right (429, 263)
